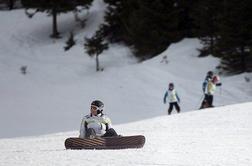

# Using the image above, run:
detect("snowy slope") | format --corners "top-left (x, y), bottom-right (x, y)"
top-left (0, 102), bottom-right (252, 166)
top-left (0, 0), bottom-right (252, 140)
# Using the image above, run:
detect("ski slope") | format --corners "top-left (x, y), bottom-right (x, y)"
top-left (0, 0), bottom-right (252, 165)
top-left (0, 0), bottom-right (252, 139)
top-left (0, 102), bottom-right (252, 166)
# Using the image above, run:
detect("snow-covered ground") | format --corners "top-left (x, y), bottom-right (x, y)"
top-left (1, 102), bottom-right (252, 166)
top-left (0, 0), bottom-right (252, 165)
top-left (0, 0), bottom-right (252, 138)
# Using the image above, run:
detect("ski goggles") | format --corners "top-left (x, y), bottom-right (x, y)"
top-left (91, 105), bottom-right (103, 111)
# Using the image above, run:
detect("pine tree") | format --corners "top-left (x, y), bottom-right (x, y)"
top-left (192, 0), bottom-right (223, 56)
top-left (129, 0), bottom-right (181, 57)
top-left (84, 30), bottom-right (109, 71)
top-left (21, 0), bottom-right (93, 38)
top-left (103, 0), bottom-right (188, 58)
top-left (176, 0), bottom-right (199, 37)
top-left (0, 0), bottom-right (15, 10)
top-left (215, 0), bottom-right (252, 74)
top-left (8, 0), bottom-right (14, 9)
top-left (101, 0), bottom-right (200, 58)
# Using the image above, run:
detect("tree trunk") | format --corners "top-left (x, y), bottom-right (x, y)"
top-left (50, 6), bottom-right (60, 38)
top-left (240, 45), bottom-right (246, 73)
top-left (96, 54), bottom-right (100, 71)
top-left (8, 0), bottom-right (14, 10)
top-left (210, 35), bottom-right (214, 55)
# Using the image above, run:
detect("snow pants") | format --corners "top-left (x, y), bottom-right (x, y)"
top-left (102, 128), bottom-right (118, 137)
top-left (200, 94), bottom-right (214, 109)
top-left (168, 102), bottom-right (180, 115)
top-left (86, 128), bottom-right (118, 138)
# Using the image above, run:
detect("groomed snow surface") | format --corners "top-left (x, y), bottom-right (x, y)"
top-left (1, 103), bottom-right (252, 166)
top-left (0, 0), bottom-right (252, 165)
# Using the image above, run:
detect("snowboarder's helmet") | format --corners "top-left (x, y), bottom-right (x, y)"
top-left (207, 71), bottom-right (214, 77)
top-left (91, 100), bottom-right (104, 111)
top-left (169, 83), bottom-right (174, 89)
top-left (212, 75), bottom-right (220, 83)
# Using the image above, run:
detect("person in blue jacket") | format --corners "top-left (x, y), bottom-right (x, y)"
top-left (163, 83), bottom-right (181, 115)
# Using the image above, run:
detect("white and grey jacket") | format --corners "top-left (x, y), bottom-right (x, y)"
top-left (79, 113), bottom-right (112, 138)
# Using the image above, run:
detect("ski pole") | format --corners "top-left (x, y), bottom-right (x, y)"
top-left (197, 94), bottom-right (204, 109)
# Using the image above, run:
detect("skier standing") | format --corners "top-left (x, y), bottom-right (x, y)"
top-left (79, 100), bottom-right (118, 138)
top-left (202, 71), bottom-right (214, 93)
top-left (163, 83), bottom-right (181, 115)
top-left (200, 71), bottom-right (214, 108)
top-left (201, 75), bottom-right (222, 108)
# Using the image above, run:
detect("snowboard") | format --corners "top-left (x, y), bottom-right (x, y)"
top-left (65, 135), bottom-right (145, 150)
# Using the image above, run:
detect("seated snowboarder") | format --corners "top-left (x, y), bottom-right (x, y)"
top-left (79, 100), bottom-right (118, 139)
top-left (200, 75), bottom-right (222, 108)
top-left (163, 83), bottom-right (181, 115)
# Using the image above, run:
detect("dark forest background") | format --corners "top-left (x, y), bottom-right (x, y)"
top-left (1, 0), bottom-right (252, 74)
